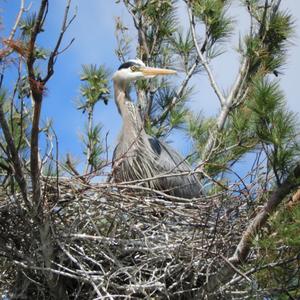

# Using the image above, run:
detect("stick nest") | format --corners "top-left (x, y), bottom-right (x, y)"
top-left (0, 178), bottom-right (250, 299)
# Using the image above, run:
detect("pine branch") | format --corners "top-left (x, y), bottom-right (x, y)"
top-left (200, 58), bottom-right (249, 163)
top-left (152, 59), bottom-right (199, 127)
top-left (85, 108), bottom-right (94, 174)
top-left (124, 0), bottom-right (150, 61)
top-left (193, 0), bottom-right (292, 166)
top-left (185, 0), bottom-right (252, 164)
top-left (197, 163), bottom-right (300, 297)
top-left (186, 0), bottom-right (226, 106)
top-left (0, 96), bottom-right (29, 208)
top-left (231, 165), bottom-right (300, 263)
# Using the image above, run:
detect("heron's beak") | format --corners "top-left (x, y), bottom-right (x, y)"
top-left (140, 67), bottom-right (177, 76)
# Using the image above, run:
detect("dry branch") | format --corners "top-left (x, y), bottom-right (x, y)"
top-left (186, 1), bottom-right (226, 106)
top-left (26, 0), bottom-right (48, 210)
top-left (0, 102), bottom-right (29, 208)
top-left (198, 164), bottom-right (300, 297)
top-left (231, 164), bottom-right (300, 263)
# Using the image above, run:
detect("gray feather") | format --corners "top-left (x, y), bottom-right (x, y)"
top-left (113, 131), bottom-right (202, 198)
top-left (112, 62), bottom-right (202, 199)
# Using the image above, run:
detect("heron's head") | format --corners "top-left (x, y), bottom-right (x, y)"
top-left (112, 59), bottom-right (176, 83)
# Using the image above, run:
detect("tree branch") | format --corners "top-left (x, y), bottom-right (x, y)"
top-left (0, 98), bottom-right (30, 208)
top-left (186, 1), bottom-right (226, 106)
top-left (27, 0), bottom-right (48, 79)
top-left (26, 0), bottom-right (73, 211)
top-left (43, 0), bottom-right (75, 83)
top-left (26, 0), bottom-right (48, 211)
top-left (152, 60), bottom-right (199, 127)
top-left (187, 0), bottom-right (250, 164)
top-left (8, 0), bottom-right (25, 42)
top-left (198, 58), bottom-right (249, 162)
top-left (198, 164), bottom-right (300, 297)
top-left (231, 165), bottom-right (300, 263)
top-left (124, 0), bottom-right (150, 61)
top-left (0, 0), bottom-right (25, 60)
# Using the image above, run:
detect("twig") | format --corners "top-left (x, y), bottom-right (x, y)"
top-left (43, 0), bottom-right (75, 83)
top-left (152, 60), bottom-right (199, 127)
top-left (59, 242), bottom-right (112, 299)
top-left (8, 0), bottom-right (25, 42)
top-left (0, 99), bottom-right (30, 208)
top-left (231, 164), bottom-right (300, 263)
top-left (220, 254), bottom-right (252, 283)
top-left (0, 0), bottom-right (25, 59)
top-left (199, 164), bottom-right (300, 295)
top-left (186, 1), bottom-right (226, 106)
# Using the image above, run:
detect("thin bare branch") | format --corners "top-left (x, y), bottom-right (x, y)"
top-left (8, 0), bottom-right (25, 42)
top-left (0, 99), bottom-right (29, 208)
top-left (152, 60), bottom-right (199, 126)
top-left (231, 164), bottom-right (300, 263)
top-left (186, 1), bottom-right (226, 106)
top-left (200, 164), bottom-right (300, 296)
top-left (43, 0), bottom-right (75, 83)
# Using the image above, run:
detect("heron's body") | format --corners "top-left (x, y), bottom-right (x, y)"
top-left (112, 60), bottom-right (202, 198)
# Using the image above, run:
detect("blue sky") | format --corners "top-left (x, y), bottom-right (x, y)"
top-left (1, 0), bottom-right (300, 168)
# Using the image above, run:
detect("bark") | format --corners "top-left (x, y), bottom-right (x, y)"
top-left (195, 164), bottom-right (300, 299)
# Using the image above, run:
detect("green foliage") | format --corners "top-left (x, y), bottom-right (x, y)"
top-left (125, 0), bottom-right (177, 61)
top-left (192, 0), bottom-right (233, 47)
top-left (170, 30), bottom-right (197, 71)
top-left (247, 77), bottom-right (299, 181)
top-left (78, 64), bottom-right (110, 174)
top-left (147, 83), bottom-right (191, 138)
top-left (78, 64), bottom-right (110, 112)
top-left (169, 105), bottom-right (188, 130)
top-left (0, 89), bottom-right (5, 105)
top-left (139, 0), bottom-right (176, 42)
top-left (115, 17), bottom-right (132, 62)
top-left (186, 73), bottom-right (299, 178)
top-left (186, 113), bottom-right (214, 163)
top-left (34, 47), bottom-right (48, 60)
top-left (17, 75), bottom-right (31, 99)
top-left (186, 105), bottom-right (259, 173)
top-left (0, 90), bottom-right (30, 190)
top-left (0, 90), bottom-right (30, 153)
top-left (253, 202), bottom-right (300, 299)
top-left (246, 8), bottom-right (294, 75)
top-left (81, 124), bottom-right (105, 172)
top-left (19, 13), bottom-right (38, 39)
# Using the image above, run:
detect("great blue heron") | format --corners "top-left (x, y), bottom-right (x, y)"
top-left (112, 59), bottom-right (202, 198)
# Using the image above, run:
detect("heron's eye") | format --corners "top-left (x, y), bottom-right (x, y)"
top-left (130, 66), bottom-right (138, 72)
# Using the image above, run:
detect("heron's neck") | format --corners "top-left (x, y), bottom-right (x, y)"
top-left (114, 81), bottom-right (129, 115)
top-left (114, 81), bottom-right (143, 134)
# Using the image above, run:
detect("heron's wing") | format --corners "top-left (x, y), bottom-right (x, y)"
top-left (148, 137), bottom-right (162, 155)
top-left (112, 144), bottom-right (117, 162)
top-left (147, 136), bottom-right (202, 198)
top-left (148, 136), bottom-right (191, 171)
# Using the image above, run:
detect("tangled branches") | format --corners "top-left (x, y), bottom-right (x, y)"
top-left (2, 164), bottom-right (297, 299)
